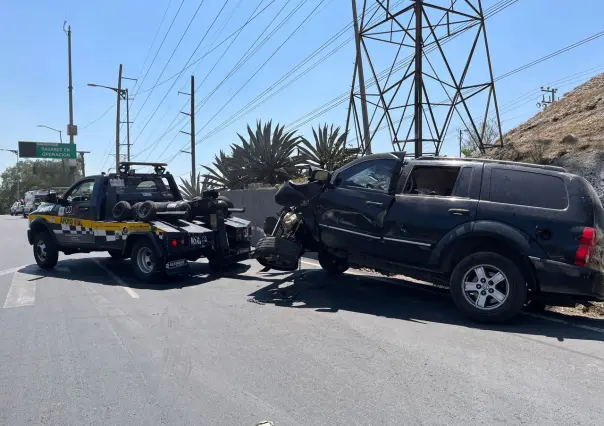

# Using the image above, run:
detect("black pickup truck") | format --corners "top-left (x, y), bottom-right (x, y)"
top-left (255, 154), bottom-right (604, 322)
top-left (27, 162), bottom-right (252, 281)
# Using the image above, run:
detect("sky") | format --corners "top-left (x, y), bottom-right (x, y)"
top-left (1, 0), bottom-right (604, 179)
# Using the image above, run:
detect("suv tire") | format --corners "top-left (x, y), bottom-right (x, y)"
top-left (131, 239), bottom-right (163, 282)
top-left (450, 251), bottom-right (527, 323)
top-left (33, 231), bottom-right (59, 270)
top-left (318, 250), bottom-right (348, 274)
top-left (255, 236), bottom-right (302, 271)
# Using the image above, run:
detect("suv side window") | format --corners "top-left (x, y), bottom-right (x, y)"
top-left (336, 159), bottom-right (397, 193)
top-left (65, 180), bottom-right (95, 203)
top-left (489, 168), bottom-right (568, 209)
top-left (401, 165), bottom-right (461, 197)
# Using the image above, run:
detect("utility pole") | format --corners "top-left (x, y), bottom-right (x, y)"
top-left (459, 129), bottom-right (463, 157)
top-left (178, 75), bottom-right (196, 183)
top-left (116, 64), bottom-right (123, 170)
top-left (537, 86), bottom-right (558, 109)
top-left (351, 0), bottom-right (372, 154)
top-left (77, 150), bottom-right (90, 177)
top-left (64, 23), bottom-right (77, 183)
top-left (120, 88), bottom-right (134, 161)
top-left (414, 0), bottom-right (423, 157)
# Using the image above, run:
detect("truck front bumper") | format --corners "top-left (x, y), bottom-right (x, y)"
top-left (530, 256), bottom-right (604, 301)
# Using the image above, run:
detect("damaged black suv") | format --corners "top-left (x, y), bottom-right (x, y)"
top-left (255, 154), bottom-right (604, 322)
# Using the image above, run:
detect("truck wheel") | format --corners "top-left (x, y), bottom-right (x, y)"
top-left (450, 251), bottom-right (527, 323)
top-left (131, 239), bottom-right (163, 282)
top-left (33, 231), bottom-right (59, 270)
top-left (318, 250), bottom-right (348, 274)
top-left (107, 249), bottom-right (125, 260)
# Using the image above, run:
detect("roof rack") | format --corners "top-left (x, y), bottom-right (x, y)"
top-left (414, 156), bottom-right (567, 172)
top-left (118, 161), bottom-right (167, 167)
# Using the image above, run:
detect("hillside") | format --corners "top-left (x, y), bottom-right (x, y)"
top-left (484, 72), bottom-right (604, 195)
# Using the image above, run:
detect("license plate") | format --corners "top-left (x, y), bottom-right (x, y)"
top-left (190, 235), bottom-right (208, 246)
top-left (166, 259), bottom-right (187, 269)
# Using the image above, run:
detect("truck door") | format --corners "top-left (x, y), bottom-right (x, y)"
top-left (382, 163), bottom-right (480, 266)
top-left (57, 179), bottom-right (96, 245)
top-left (317, 157), bottom-right (400, 256)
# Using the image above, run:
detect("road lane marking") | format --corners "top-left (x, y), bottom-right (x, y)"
top-left (3, 266), bottom-right (38, 308)
top-left (0, 265), bottom-right (28, 277)
top-left (92, 259), bottom-right (139, 299)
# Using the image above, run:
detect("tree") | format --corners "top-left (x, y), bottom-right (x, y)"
top-left (231, 120), bottom-right (303, 185)
top-left (298, 124), bottom-right (358, 171)
top-left (178, 172), bottom-right (208, 199)
top-left (461, 118), bottom-right (500, 157)
top-left (0, 159), bottom-right (83, 213)
top-left (201, 150), bottom-right (247, 190)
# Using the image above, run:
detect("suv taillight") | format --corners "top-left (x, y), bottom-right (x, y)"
top-left (575, 227), bottom-right (597, 267)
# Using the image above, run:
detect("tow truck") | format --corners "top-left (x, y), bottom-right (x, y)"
top-left (27, 162), bottom-right (252, 281)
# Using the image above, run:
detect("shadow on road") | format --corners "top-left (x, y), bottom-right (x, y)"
top-left (247, 269), bottom-right (604, 342)
top-left (16, 257), bottom-right (251, 291)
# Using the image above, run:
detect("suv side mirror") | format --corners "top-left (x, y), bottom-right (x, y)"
top-left (311, 169), bottom-right (331, 182)
top-left (44, 193), bottom-right (58, 204)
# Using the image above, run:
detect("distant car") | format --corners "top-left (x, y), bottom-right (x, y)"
top-left (23, 190), bottom-right (49, 217)
top-left (11, 202), bottom-right (24, 216)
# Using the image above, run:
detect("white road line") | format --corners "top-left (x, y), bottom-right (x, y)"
top-left (0, 265), bottom-right (28, 277)
top-left (92, 259), bottom-right (140, 299)
top-left (3, 266), bottom-right (38, 308)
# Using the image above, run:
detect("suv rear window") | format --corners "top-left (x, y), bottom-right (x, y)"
top-left (489, 168), bottom-right (568, 209)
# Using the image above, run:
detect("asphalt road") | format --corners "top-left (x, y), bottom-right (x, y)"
top-left (1, 215), bottom-right (604, 425)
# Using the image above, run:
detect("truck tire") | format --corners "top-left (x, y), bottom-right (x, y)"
top-left (217, 195), bottom-right (234, 209)
top-left (137, 201), bottom-right (157, 222)
top-left (32, 231), bottom-right (59, 270)
top-left (318, 250), bottom-right (348, 274)
top-left (255, 236), bottom-right (302, 271)
top-left (131, 239), bottom-right (163, 282)
top-left (450, 251), bottom-right (527, 323)
top-left (112, 201), bottom-right (132, 221)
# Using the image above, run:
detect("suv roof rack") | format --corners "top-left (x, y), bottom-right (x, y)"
top-left (414, 156), bottom-right (567, 173)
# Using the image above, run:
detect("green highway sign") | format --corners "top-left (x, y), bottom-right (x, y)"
top-left (18, 141), bottom-right (76, 159)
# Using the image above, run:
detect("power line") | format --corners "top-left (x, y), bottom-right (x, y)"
top-left (130, 0), bottom-right (231, 149)
top-left (81, 104), bottom-right (114, 129)
top-left (137, 0), bottom-right (270, 161)
top-left (129, 0), bottom-right (208, 134)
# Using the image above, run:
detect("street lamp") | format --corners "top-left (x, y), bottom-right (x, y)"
top-left (1, 148), bottom-right (20, 199)
top-left (36, 124), bottom-right (63, 143)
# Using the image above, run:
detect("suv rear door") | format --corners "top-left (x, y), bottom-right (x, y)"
top-left (381, 161), bottom-right (481, 266)
top-left (477, 164), bottom-right (583, 264)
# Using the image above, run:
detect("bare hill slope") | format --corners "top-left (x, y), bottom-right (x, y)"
top-left (484, 73), bottom-right (604, 194)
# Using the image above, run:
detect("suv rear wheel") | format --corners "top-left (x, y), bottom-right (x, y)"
top-left (450, 251), bottom-right (527, 323)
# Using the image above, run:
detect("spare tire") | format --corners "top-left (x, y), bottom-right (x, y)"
top-left (131, 202), bottom-right (143, 220)
top-left (137, 200), bottom-right (157, 222)
top-left (217, 195), bottom-right (234, 209)
top-left (112, 201), bottom-right (132, 221)
top-left (254, 236), bottom-right (302, 271)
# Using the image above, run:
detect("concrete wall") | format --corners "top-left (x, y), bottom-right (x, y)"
top-left (222, 188), bottom-right (279, 245)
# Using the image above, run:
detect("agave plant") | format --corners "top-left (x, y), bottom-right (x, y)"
top-left (178, 172), bottom-right (207, 199)
top-left (201, 150), bottom-right (247, 190)
top-left (231, 120), bottom-right (303, 185)
top-left (298, 124), bottom-right (358, 171)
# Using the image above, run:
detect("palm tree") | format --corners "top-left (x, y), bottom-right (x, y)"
top-left (298, 124), bottom-right (358, 171)
top-left (231, 120), bottom-right (303, 185)
top-left (201, 150), bottom-right (247, 190)
top-left (178, 172), bottom-right (207, 199)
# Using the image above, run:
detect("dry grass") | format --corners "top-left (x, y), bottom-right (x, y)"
top-left (484, 73), bottom-right (604, 163)
top-left (548, 302), bottom-right (604, 319)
